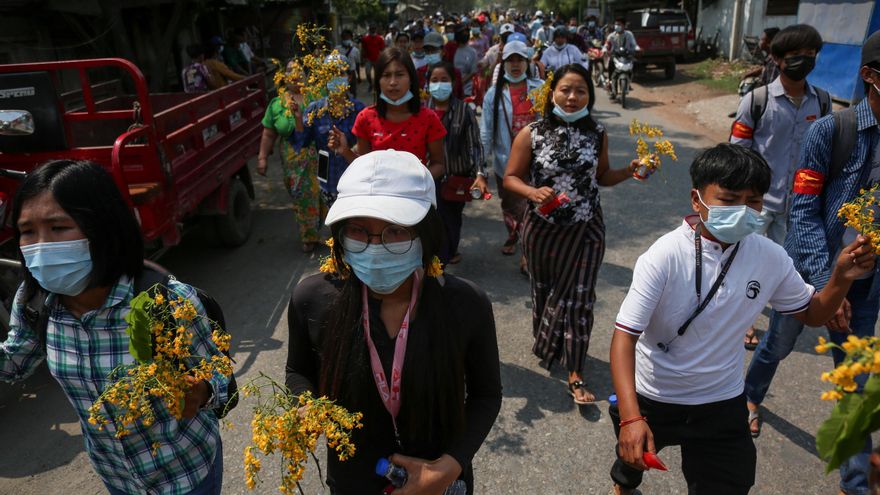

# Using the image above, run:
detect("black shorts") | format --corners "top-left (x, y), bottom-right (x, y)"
top-left (609, 392), bottom-right (756, 495)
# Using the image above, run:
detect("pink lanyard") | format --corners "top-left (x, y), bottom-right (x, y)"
top-left (362, 273), bottom-right (420, 444)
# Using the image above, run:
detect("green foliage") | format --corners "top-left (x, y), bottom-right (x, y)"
top-left (817, 374), bottom-right (880, 472)
top-left (125, 291), bottom-right (154, 363)
top-left (681, 59), bottom-right (753, 94)
top-left (535, 0), bottom-right (580, 18)
top-left (351, 0), bottom-right (387, 25)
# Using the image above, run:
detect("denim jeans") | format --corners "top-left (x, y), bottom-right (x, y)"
top-left (744, 276), bottom-right (880, 495)
top-left (104, 440), bottom-right (223, 495)
top-left (758, 209), bottom-right (787, 246)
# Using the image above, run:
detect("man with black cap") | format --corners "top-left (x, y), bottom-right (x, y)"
top-left (744, 30), bottom-right (880, 495)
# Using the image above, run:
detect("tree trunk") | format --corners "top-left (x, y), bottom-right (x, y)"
top-left (97, 0), bottom-right (138, 64)
top-left (148, 1), bottom-right (187, 92)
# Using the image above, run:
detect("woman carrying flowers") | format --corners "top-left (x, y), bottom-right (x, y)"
top-left (257, 63), bottom-right (323, 253)
top-left (424, 60), bottom-right (488, 265)
top-left (327, 47), bottom-right (447, 180)
top-left (503, 64), bottom-right (639, 405)
top-left (479, 39), bottom-right (543, 267)
top-left (0, 160), bottom-right (231, 494)
top-left (285, 150), bottom-right (502, 494)
top-left (291, 55), bottom-right (366, 207)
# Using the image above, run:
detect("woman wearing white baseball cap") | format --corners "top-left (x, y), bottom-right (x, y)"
top-left (285, 149), bottom-right (502, 495)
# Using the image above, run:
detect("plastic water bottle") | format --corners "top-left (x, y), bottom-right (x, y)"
top-left (375, 458), bottom-right (468, 494)
top-left (609, 393), bottom-right (618, 407)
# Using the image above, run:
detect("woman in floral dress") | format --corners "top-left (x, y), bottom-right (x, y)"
top-left (504, 64), bottom-right (639, 404)
top-left (257, 67), bottom-right (323, 252)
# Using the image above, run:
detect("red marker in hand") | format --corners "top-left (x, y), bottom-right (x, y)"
top-left (643, 451), bottom-right (668, 471)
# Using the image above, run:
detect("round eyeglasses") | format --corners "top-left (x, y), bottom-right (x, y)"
top-left (340, 224), bottom-right (416, 254)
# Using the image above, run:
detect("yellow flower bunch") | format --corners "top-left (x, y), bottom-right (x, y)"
top-left (838, 184), bottom-right (880, 254)
top-left (629, 119), bottom-right (677, 176)
top-left (529, 71), bottom-right (553, 115)
top-left (241, 374), bottom-right (363, 492)
top-left (87, 287), bottom-right (234, 440)
top-left (272, 24), bottom-right (355, 123)
top-left (816, 335), bottom-right (879, 398)
top-left (817, 332), bottom-right (880, 471)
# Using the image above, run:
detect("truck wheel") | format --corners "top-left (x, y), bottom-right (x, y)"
top-left (665, 63), bottom-right (676, 80)
top-left (215, 178), bottom-right (253, 247)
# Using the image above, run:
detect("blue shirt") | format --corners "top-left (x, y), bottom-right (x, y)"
top-left (480, 78), bottom-right (545, 178)
top-left (730, 77), bottom-right (826, 213)
top-left (786, 97), bottom-right (880, 289)
top-left (291, 97), bottom-right (365, 195)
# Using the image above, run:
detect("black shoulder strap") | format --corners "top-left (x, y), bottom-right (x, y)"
top-left (830, 106), bottom-right (858, 181)
top-left (23, 289), bottom-right (49, 354)
top-left (815, 87), bottom-right (831, 117)
top-left (749, 85), bottom-right (769, 131)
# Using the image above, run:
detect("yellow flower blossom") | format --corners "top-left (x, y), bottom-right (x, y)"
top-left (529, 71), bottom-right (553, 115)
top-left (630, 119), bottom-right (677, 176)
top-left (87, 286), bottom-right (234, 435)
top-left (242, 377), bottom-right (362, 492)
top-left (427, 255), bottom-right (444, 277)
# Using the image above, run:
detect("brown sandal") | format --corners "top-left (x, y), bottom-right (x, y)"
top-left (748, 408), bottom-right (762, 438)
top-left (744, 327), bottom-right (760, 351)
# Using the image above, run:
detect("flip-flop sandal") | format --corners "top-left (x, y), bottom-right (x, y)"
top-left (568, 380), bottom-right (595, 405)
top-left (501, 237), bottom-right (517, 256)
top-left (748, 409), bottom-right (762, 438)
top-left (744, 329), bottom-right (760, 351)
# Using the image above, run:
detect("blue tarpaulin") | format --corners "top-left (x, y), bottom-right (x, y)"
top-left (800, 0), bottom-right (880, 103)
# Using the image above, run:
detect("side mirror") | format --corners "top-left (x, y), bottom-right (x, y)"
top-left (0, 110), bottom-right (34, 136)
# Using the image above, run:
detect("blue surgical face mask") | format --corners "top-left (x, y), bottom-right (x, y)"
top-left (412, 50), bottom-right (426, 59)
top-left (424, 53), bottom-right (442, 65)
top-left (327, 76), bottom-right (349, 93)
top-left (21, 239), bottom-right (93, 296)
top-left (588, 21), bottom-right (596, 27)
top-left (504, 70), bottom-right (527, 83)
top-left (429, 81), bottom-right (453, 101)
top-left (379, 90), bottom-right (414, 106)
top-left (615, 25), bottom-right (623, 33)
top-left (554, 41), bottom-right (566, 49)
top-left (471, 28), bottom-right (480, 36)
top-left (342, 39), bottom-right (353, 47)
top-left (697, 191), bottom-right (766, 244)
top-left (552, 101), bottom-right (590, 122)
top-left (344, 239), bottom-right (424, 294)
top-left (526, 47), bottom-right (535, 58)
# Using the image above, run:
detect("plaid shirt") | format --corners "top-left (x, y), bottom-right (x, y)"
top-left (0, 276), bottom-right (229, 494)
top-left (786, 97), bottom-right (880, 290)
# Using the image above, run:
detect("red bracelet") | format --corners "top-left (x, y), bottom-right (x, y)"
top-left (619, 416), bottom-right (647, 428)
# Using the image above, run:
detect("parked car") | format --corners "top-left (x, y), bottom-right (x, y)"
top-left (626, 8), bottom-right (691, 79)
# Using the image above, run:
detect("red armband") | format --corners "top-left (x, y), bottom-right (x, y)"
top-left (792, 168), bottom-right (826, 195)
top-left (731, 121), bottom-right (754, 139)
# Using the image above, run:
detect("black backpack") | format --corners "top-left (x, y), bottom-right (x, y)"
top-left (743, 86), bottom-right (857, 183)
top-left (22, 263), bottom-right (239, 419)
top-left (748, 83), bottom-right (832, 127)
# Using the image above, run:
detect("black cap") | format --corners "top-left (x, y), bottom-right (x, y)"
top-left (861, 30), bottom-right (880, 67)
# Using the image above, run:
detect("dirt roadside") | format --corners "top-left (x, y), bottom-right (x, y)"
top-left (628, 63), bottom-right (741, 144)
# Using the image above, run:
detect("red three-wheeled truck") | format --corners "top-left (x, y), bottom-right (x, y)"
top-left (0, 58), bottom-right (267, 336)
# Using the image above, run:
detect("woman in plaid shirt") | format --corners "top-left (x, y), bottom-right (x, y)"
top-left (0, 160), bottom-right (229, 494)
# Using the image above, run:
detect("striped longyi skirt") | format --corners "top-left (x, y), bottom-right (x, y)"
top-left (522, 209), bottom-right (606, 373)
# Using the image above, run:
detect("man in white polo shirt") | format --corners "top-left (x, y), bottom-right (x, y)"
top-left (608, 143), bottom-right (876, 495)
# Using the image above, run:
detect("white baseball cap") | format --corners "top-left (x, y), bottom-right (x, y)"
top-left (535, 10), bottom-right (544, 17)
top-left (324, 150), bottom-right (436, 227)
top-left (499, 23), bottom-right (515, 35)
top-left (502, 40), bottom-right (530, 60)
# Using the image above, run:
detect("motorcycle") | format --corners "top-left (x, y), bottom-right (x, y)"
top-left (609, 47), bottom-right (634, 109)
top-left (587, 40), bottom-right (606, 89)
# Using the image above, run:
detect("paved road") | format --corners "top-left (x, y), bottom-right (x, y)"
top-left (0, 82), bottom-right (850, 494)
